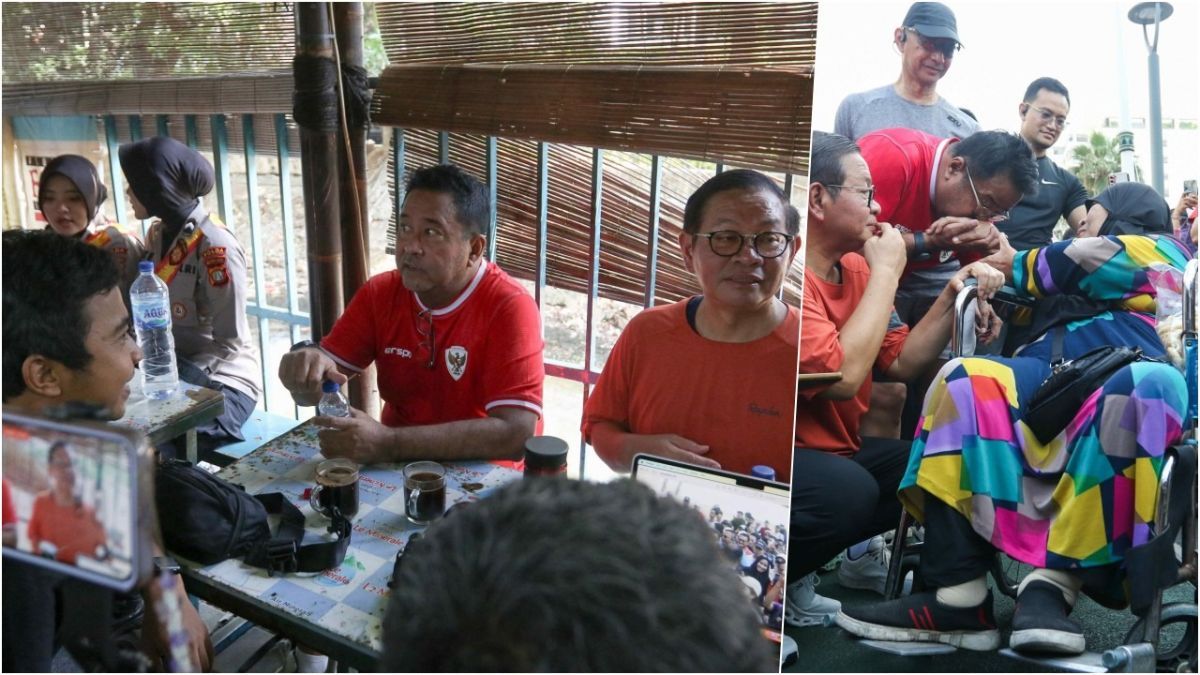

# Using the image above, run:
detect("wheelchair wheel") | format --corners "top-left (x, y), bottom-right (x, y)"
top-left (1122, 602), bottom-right (1198, 672)
top-left (989, 553), bottom-right (1032, 599)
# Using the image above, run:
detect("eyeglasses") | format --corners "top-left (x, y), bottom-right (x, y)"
top-left (963, 163), bottom-right (1012, 223)
top-left (695, 230), bottom-right (793, 259)
top-left (904, 28), bottom-right (960, 58)
top-left (1026, 105), bottom-right (1069, 130)
top-left (825, 184), bottom-right (876, 206)
top-left (416, 308), bottom-right (436, 369)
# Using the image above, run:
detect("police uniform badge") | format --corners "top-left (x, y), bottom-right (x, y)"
top-left (168, 239), bottom-right (189, 265)
top-left (445, 346), bottom-right (468, 381)
top-left (202, 247), bottom-right (229, 287)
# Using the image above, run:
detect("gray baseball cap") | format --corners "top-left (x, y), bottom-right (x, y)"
top-left (902, 2), bottom-right (962, 46)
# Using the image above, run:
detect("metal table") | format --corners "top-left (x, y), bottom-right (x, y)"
top-left (114, 380), bottom-right (224, 463)
top-left (179, 421), bottom-right (522, 670)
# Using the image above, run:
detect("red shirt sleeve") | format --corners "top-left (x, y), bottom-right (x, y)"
top-left (875, 320), bottom-right (910, 373)
top-left (481, 289), bottom-right (544, 416)
top-left (2, 479), bottom-right (15, 527)
top-left (581, 319), bottom-right (636, 442)
top-left (797, 272), bottom-right (845, 400)
top-left (320, 275), bottom-right (383, 371)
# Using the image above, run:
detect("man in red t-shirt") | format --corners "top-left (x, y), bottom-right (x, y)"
top-left (858, 127), bottom-right (1037, 324)
top-left (785, 132), bottom-right (1006, 626)
top-left (279, 165), bottom-right (543, 463)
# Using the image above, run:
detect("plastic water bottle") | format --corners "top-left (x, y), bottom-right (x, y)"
top-left (129, 261), bottom-right (178, 400)
top-left (317, 381), bottom-right (350, 418)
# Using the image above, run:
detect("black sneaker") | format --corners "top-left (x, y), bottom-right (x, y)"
top-left (1009, 580), bottom-right (1085, 655)
top-left (834, 589), bottom-right (1000, 651)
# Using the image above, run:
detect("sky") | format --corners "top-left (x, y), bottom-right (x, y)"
top-left (811, 0), bottom-right (1198, 198)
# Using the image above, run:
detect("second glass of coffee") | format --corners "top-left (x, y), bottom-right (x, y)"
top-left (403, 461), bottom-right (446, 525)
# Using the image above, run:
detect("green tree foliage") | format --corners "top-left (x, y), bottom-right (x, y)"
top-left (1069, 131), bottom-right (1145, 196)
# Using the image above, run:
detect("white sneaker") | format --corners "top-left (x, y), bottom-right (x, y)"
top-left (780, 634), bottom-right (799, 667)
top-left (837, 535), bottom-right (890, 595)
top-left (783, 572), bottom-right (841, 628)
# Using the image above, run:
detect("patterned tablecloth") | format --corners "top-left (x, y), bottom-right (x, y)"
top-left (113, 380), bottom-right (224, 447)
top-left (184, 421), bottom-right (522, 661)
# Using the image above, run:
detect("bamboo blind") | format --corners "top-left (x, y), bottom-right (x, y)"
top-left (376, 2), bottom-right (818, 68)
top-left (388, 129), bottom-right (803, 308)
top-left (374, 64), bottom-right (812, 175)
top-left (2, 73), bottom-right (294, 117)
top-left (1, 3), bottom-right (295, 83)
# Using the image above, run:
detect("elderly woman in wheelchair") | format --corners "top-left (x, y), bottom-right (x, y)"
top-left (835, 182), bottom-right (1195, 659)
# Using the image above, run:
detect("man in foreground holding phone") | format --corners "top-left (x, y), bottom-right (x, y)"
top-left (2, 229), bottom-right (212, 671)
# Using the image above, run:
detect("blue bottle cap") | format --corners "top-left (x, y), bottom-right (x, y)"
top-left (138, 260), bottom-right (154, 273)
top-left (750, 465), bottom-right (776, 481)
top-left (321, 380), bottom-right (340, 394)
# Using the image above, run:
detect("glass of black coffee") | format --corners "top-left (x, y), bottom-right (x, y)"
top-left (310, 458), bottom-right (360, 519)
top-left (403, 461), bottom-right (446, 525)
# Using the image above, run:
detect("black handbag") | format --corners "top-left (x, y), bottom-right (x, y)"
top-left (156, 459), bottom-right (351, 575)
top-left (1023, 345), bottom-right (1145, 444)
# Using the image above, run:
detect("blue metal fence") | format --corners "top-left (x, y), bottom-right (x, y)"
top-left (102, 113), bottom-right (312, 419)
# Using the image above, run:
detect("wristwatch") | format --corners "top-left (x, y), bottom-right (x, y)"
top-left (153, 555), bottom-right (181, 575)
top-left (290, 339), bottom-right (319, 352)
top-left (897, 225), bottom-right (932, 262)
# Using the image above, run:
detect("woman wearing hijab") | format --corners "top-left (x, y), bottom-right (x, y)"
top-left (836, 182), bottom-right (1192, 657)
top-left (38, 154), bottom-right (145, 298)
top-left (119, 136), bottom-right (260, 453)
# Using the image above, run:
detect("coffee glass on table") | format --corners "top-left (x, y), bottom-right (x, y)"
top-left (310, 458), bottom-right (360, 519)
top-left (403, 461), bottom-right (446, 525)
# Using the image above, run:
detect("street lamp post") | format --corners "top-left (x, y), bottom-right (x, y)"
top-left (1128, 1), bottom-right (1173, 196)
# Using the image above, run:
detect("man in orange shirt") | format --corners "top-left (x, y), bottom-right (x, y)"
top-left (786, 132), bottom-right (1003, 628)
top-left (26, 443), bottom-right (107, 564)
top-left (582, 169), bottom-right (801, 479)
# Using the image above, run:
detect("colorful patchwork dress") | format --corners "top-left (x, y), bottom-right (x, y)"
top-left (899, 235), bottom-right (1192, 573)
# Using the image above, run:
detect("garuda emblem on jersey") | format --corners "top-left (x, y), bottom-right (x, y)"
top-left (445, 346), bottom-right (468, 381)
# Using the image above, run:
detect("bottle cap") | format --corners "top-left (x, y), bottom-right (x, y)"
top-left (138, 260), bottom-right (154, 273)
top-left (321, 380), bottom-right (340, 394)
top-left (523, 436), bottom-right (568, 474)
top-left (750, 465), bottom-right (776, 481)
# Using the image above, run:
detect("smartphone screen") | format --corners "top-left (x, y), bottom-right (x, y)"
top-left (2, 412), bottom-right (149, 591)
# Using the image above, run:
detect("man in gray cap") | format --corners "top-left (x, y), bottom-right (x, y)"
top-left (834, 2), bottom-right (979, 142)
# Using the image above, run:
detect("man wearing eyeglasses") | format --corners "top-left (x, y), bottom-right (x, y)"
top-left (833, 2), bottom-right (979, 144)
top-left (278, 164), bottom-right (544, 464)
top-left (582, 169), bottom-right (800, 478)
top-left (1002, 78), bottom-right (1088, 251)
top-left (786, 131), bottom-right (1007, 628)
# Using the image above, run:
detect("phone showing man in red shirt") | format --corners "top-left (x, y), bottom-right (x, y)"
top-left (278, 165), bottom-right (544, 464)
top-left (26, 442), bottom-right (108, 564)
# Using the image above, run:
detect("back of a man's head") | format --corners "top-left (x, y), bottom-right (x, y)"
top-left (2, 229), bottom-right (119, 401)
top-left (951, 130), bottom-right (1039, 197)
top-left (381, 478), bottom-right (776, 672)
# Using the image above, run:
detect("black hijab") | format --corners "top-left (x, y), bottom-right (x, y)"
top-left (1089, 182), bottom-right (1172, 237)
top-left (118, 137), bottom-right (215, 252)
top-left (38, 154), bottom-right (108, 223)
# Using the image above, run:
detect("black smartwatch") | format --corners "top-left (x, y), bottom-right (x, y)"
top-left (912, 231), bottom-right (933, 261)
top-left (290, 339), bottom-right (319, 352)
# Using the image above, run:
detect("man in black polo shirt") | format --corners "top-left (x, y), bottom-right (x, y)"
top-left (1000, 77), bottom-right (1088, 251)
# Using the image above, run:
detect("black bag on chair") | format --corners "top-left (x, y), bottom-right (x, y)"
top-left (156, 459), bottom-right (350, 575)
top-left (1023, 345), bottom-right (1145, 444)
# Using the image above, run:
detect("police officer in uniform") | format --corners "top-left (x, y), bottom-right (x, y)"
top-left (38, 154), bottom-right (146, 300)
top-left (119, 136), bottom-right (260, 454)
